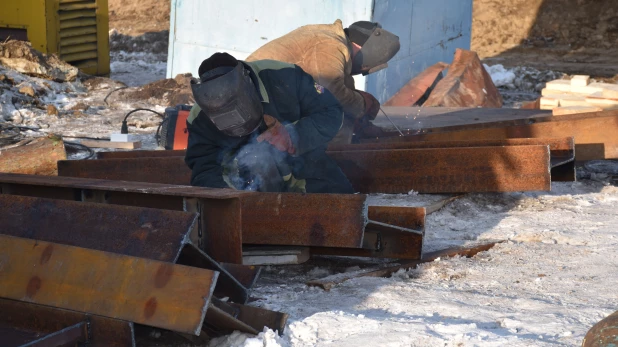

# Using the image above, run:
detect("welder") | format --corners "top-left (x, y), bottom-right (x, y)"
top-left (246, 20), bottom-right (400, 143)
top-left (185, 52), bottom-right (355, 194)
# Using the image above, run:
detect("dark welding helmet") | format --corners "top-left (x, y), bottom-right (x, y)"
top-left (346, 21), bottom-right (400, 76)
top-left (190, 53), bottom-right (264, 137)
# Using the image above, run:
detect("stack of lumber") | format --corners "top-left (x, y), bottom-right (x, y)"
top-left (540, 76), bottom-right (618, 115)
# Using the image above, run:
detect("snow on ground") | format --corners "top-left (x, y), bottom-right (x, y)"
top-left (483, 64), bottom-right (566, 108)
top-left (209, 179), bottom-right (618, 347)
top-left (110, 50), bottom-right (167, 87)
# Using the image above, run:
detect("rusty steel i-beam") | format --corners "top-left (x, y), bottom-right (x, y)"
top-left (370, 108), bottom-right (618, 161)
top-left (59, 145), bottom-right (552, 193)
top-left (0, 194), bottom-right (253, 304)
top-left (0, 234), bottom-right (217, 335)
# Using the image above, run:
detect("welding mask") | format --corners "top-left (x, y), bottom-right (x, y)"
top-left (346, 22), bottom-right (400, 76)
top-left (191, 53), bottom-right (264, 137)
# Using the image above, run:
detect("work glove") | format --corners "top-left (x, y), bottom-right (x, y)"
top-left (357, 90), bottom-right (380, 121)
top-left (256, 114), bottom-right (296, 155)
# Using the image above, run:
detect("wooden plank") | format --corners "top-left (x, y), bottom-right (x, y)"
top-left (0, 235), bottom-right (217, 335)
top-left (81, 140), bottom-right (142, 149)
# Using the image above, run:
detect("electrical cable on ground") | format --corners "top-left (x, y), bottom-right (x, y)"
top-left (104, 86), bottom-right (129, 106)
top-left (121, 108), bottom-right (164, 134)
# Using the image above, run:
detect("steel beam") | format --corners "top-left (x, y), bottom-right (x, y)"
top-left (0, 234), bottom-right (217, 335)
top-left (312, 220), bottom-right (423, 259)
top-left (0, 298), bottom-right (135, 347)
top-left (0, 173), bottom-right (370, 251)
top-left (60, 146), bottom-right (552, 193)
top-left (328, 145), bottom-right (552, 193)
top-left (0, 194), bottom-right (252, 304)
top-left (341, 137), bottom-right (575, 182)
top-left (371, 109), bottom-right (618, 161)
top-left (239, 193), bottom-right (366, 248)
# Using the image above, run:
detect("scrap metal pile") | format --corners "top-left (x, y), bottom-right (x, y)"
top-left (1, 46), bottom-right (618, 346)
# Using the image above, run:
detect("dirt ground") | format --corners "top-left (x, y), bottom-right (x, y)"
top-left (108, 0), bottom-right (170, 36)
top-left (472, 0), bottom-right (618, 77)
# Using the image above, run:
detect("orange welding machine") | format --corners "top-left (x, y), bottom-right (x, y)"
top-left (158, 105), bottom-right (191, 150)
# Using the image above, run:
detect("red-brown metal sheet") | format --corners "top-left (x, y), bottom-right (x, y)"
top-left (239, 193), bottom-right (367, 248)
top-left (328, 145), bottom-right (551, 193)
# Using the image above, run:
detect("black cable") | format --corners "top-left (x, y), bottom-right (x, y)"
top-left (63, 140), bottom-right (95, 160)
top-left (121, 108), bottom-right (164, 134)
top-left (104, 86), bottom-right (129, 106)
top-left (155, 116), bottom-right (170, 147)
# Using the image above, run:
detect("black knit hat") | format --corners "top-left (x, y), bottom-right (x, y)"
top-left (345, 21), bottom-right (380, 46)
top-left (198, 52), bottom-right (238, 79)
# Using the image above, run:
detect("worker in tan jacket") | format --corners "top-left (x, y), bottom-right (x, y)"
top-left (246, 20), bottom-right (400, 143)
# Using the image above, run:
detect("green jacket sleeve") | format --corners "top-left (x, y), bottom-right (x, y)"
top-left (289, 66), bottom-right (344, 155)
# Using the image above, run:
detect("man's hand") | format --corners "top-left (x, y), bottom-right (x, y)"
top-left (257, 115), bottom-right (296, 155)
top-left (357, 90), bottom-right (380, 121)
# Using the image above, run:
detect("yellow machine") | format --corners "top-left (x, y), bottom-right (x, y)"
top-left (0, 0), bottom-right (110, 76)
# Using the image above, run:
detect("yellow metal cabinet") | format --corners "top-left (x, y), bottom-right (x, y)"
top-left (0, 0), bottom-right (110, 76)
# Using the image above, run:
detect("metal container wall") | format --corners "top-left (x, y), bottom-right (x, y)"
top-left (166, 0), bottom-right (472, 101)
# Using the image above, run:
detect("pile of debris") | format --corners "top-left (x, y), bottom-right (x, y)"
top-left (540, 75), bottom-right (618, 114)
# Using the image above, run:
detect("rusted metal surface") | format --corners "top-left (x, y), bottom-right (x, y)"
top-left (203, 299), bottom-right (288, 337)
top-left (0, 194), bottom-right (197, 260)
top-left (69, 147), bottom-right (552, 193)
top-left (384, 62), bottom-right (448, 107)
top-left (0, 173), bottom-right (245, 199)
top-left (312, 220), bottom-right (423, 259)
top-left (219, 263), bottom-right (261, 290)
top-left (583, 310), bottom-right (618, 347)
top-left (177, 244), bottom-right (252, 304)
top-left (372, 110), bottom-right (618, 161)
top-left (0, 194), bottom-right (252, 304)
top-left (200, 198), bottom-right (244, 264)
top-left (24, 322), bottom-right (88, 347)
top-left (337, 137), bottom-right (576, 182)
top-left (307, 241), bottom-right (503, 290)
top-left (227, 302), bottom-right (288, 335)
top-left (423, 49), bottom-right (502, 108)
top-left (368, 206), bottom-right (425, 231)
top-left (328, 145), bottom-right (552, 194)
top-left (239, 193), bottom-right (367, 248)
top-left (58, 157), bottom-right (192, 185)
top-left (0, 234), bottom-right (217, 335)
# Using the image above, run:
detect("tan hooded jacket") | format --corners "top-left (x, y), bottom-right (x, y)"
top-left (246, 19), bottom-right (365, 119)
